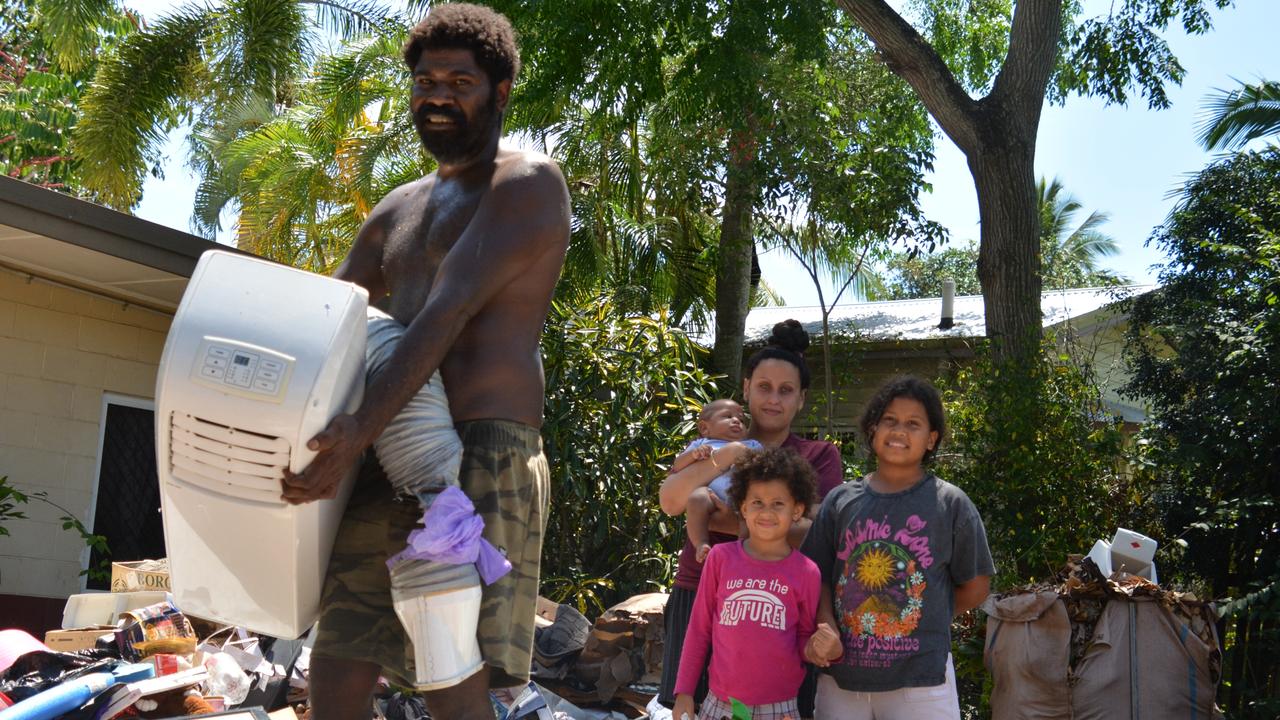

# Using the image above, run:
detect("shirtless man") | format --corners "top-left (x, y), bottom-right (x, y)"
top-left (279, 5), bottom-right (570, 719)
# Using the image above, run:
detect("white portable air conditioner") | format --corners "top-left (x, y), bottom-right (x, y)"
top-left (155, 250), bottom-right (368, 638)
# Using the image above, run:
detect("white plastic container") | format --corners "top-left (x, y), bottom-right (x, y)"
top-left (155, 250), bottom-right (368, 638)
top-left (392, 584), bottom-right (484, 689)
top-left (1110, 527), bottom-right (1157, 574)
top-left (61, 591), bottom-right (169, 629)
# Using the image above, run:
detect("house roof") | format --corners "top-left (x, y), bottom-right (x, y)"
top-left (0, 176), bottom-right (245, 312)
top-left (737, 285), bottom-right (1156, 344)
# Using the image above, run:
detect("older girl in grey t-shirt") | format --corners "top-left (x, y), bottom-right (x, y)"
top-left (801, 376), bottom-right (994, 720)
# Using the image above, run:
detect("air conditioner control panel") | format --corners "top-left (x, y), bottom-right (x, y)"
top-left (191, 337), bottom-right (293, 402)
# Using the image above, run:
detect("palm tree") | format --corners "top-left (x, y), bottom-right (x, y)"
top-left (188, 30), bottom-right (422, 272)
top-left (1038, 177), bottom-right (1125, 290)
top-left (1198, 79), bottom-right (1280, 151)
top-left (67, 0), bottom-right (394, 210)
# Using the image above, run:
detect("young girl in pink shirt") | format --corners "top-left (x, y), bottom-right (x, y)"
top-left (673, 447), bottom-right (832, 720)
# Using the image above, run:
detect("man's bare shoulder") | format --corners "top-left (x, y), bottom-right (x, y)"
top-left (493, 147), bottom-right (567, 192)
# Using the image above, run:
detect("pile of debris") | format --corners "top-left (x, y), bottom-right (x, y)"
top-left (1, 559), bottom-right (672, 720)
top-left (529, 593), bottom-right (668, 717)
top-left (2, 560), bottom-right (311, 720)
top-left (983, 551), bottom-right (1220, 719)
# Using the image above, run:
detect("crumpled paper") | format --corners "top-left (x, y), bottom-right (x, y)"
top-left (387, 486), bottom-right (512, 585)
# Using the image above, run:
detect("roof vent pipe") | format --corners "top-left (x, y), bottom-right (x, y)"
top-left (939, 278), bottom-right (955, 330)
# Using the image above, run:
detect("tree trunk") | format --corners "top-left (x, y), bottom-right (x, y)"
top-left (711, 126), bottom-right (758, 392)
top-left (969, 135), bottom-right (1043, 364)
top-left (831, 0), bottom-right (1063, 364)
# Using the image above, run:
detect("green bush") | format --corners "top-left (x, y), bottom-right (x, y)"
top-left (0, 475), bottom-right (111, 584)
top-left (1122, 149), bottom-right (1280, 719)
top-left (937, 341), bottom-right (1130, 584)
top-left (927, 342), bottom-right (1134, 717)
top-left (539, 296), bottom-right (717, 612)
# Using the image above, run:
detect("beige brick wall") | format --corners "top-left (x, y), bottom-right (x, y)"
top-left (0, 269), bottom-right (172, 599)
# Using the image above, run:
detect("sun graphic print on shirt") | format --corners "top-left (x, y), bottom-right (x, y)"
top-left (833, 514), bottom-right (931, 668)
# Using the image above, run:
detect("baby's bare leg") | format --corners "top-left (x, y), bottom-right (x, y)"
top-left (686, 487), bottom-right (718, 562)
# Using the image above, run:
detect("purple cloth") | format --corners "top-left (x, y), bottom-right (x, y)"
top-left (386, 486), bottom-right (512, 585)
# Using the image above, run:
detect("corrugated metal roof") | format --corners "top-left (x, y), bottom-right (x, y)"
top-left (735, 285), bottom-right (1156, 343)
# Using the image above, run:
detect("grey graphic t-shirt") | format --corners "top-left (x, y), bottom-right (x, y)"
top-left (801, 474), bottom-right (995, 692)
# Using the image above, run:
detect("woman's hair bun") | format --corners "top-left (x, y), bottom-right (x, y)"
top-left (767, 319), bottom-right (809, 356)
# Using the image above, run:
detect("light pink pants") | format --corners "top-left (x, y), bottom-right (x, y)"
top-left (813, 654), bottom-right (960, 720)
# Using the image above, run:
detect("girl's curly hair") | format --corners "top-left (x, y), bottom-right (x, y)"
top-left (726, 447), bottom-right (818, 514)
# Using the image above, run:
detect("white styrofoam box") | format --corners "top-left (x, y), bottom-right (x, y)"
top-left (1087, 534), bottom-right (1159, 584)
top-left (1087, 539), bottom-right (1113, 576)
top-left (1111, 528), bottom-right (1157, 567)
top-left (155, 250), bottom-right (368, 637)
top-left (62, 591), bottom-right (169, 629)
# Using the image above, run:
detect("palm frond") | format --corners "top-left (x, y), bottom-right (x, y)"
top-left (34, 0), bottom-right (119, 71)
top-left (299, 0), bottom-right (395, 40)
top-left (1198, 79), bottom-right (1280, 151)
top-left (74, 5), bottom-right (210, 208)
top-left (213, 0), bottom-right (311, 99)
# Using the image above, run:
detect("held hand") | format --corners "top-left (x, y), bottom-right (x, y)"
top-left (692, 445), bottom-right (714, 461)
top-left (672, 694), bottom-right (698, 720)
top-left (695, 543), bottom-right (712, 563)
top-left (281, 414), bottom-right (365, 505)
top-left (806, 623), bottom-right (843, 667)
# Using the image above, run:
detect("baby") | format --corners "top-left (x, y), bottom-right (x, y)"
top-left (672, 399), bottom-right (762, 562)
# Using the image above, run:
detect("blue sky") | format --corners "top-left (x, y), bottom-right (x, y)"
top-left (127, 0), bottom-right (1279, 306)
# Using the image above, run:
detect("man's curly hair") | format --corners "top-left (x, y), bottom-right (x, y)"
top-left (726, 447), bottom-right (818, 515)
top-left (402, 3), bottom-right (521, 85)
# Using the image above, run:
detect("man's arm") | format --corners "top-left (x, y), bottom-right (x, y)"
top-left (282, 158), bottom-right (570, 504)
top-left (331, 209), bottom-right (389, 300)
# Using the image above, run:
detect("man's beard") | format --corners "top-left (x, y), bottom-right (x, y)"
top-left (414, 91), bottom-right (501, 164)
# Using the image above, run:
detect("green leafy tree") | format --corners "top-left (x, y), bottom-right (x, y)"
top-left (68, 0), bottom-right (393, 209)
top-left (878, 242), bottom-right (983, 300)
top-left (491, 2), bottom-right (938, 388)
top-left (879, 177), bottom-right (1125, 299)
top-left (538, 296), bottom-right (717, 610)
top-left (1122, 148), bottom-right (1280, 719)
top-left (834, 0), bottom-right (1232, 364)
top-left (1198, 78), bottom-right (1280, 151)
top-left (763, 215), bottom-right (885, 437)
top-left (939, 342), bottom-right (1128, 583)
top-left (0, 0), bottom-right (136, 191)
top-left (189, 30), bottom-right (423, 272)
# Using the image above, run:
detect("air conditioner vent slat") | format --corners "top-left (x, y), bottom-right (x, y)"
top-left (168, 412), bottom-right (290, 505)
top-left (172, 412), bottom-right (290, 453)
top-left (171, 426), bottom-right (285, 466)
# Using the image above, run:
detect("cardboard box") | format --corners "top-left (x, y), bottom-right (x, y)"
top-left (45, 625), bottom-right (117, 652)
top-left (111, 559), bottom-right (171, 593)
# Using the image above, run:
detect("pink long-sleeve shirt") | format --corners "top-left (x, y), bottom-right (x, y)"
top-left (675, 540), bottom-right (821, 705)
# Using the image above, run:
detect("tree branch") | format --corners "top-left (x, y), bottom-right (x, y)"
top-left (834, 0), bottom-right (981, 153)
top-left (987, 0), bottom-right (1064, 136)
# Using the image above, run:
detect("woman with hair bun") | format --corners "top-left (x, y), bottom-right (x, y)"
top-left (656, 319), bottom-right (844, 710)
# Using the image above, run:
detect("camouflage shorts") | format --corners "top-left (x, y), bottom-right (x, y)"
top-left (312, 420), bottom-right (549, 689)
